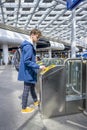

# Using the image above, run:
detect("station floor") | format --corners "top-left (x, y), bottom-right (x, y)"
top-left (0, 65), bottom-right (87, 130)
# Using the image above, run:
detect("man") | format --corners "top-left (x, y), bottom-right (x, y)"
top-left (18, 29), bottom-right (46, 113)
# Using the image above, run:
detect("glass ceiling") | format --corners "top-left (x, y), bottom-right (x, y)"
top-left (0, 0), bottom-right (87, 47)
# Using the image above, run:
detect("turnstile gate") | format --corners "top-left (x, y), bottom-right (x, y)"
top-left (38, 58), bottom-right (87, 118)
top-left (39, 65), bottom-right (66, 117)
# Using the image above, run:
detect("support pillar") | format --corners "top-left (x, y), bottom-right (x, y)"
top-left (71, 9), bottom-right (76, 58)
top-left (49, 49), bottom-right (52, 58)
top-left (2, 44), bottom-right (9, 65)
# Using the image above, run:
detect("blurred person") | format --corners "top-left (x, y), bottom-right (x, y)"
top-left (18, 29), bottom-right (46, 113)
top-left (36, 56), bottom-right (41, 62)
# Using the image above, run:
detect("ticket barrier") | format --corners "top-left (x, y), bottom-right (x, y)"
top-left (39, 64), bottom-right (66, 118)
top-left (39, 58), bottom-right (87, 118)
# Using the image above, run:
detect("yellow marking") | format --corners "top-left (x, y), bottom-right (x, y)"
top-left (41, 64), bottom-right (56, 75)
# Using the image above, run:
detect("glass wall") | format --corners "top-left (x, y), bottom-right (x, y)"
top-left (65, 59), bottom-right (83, 101)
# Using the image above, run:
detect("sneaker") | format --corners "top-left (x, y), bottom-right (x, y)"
top-left (21, 107), bottom-right (34, 113)
top-left (34, 101), bottom-right (40, 106)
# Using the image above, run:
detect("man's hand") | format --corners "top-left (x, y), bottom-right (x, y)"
top-left (40, 65), bottom-right (46, 71)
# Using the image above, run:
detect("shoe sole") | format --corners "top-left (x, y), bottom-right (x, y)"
top-left (21, 111), bottom-right (34, 113)
top-left (21, 109), bottom-right (35, 113)
top-left (21, 110), bottom-right (34, 113)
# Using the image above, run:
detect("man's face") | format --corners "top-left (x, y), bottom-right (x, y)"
top-left (32, 34), bottom-right (39, 43)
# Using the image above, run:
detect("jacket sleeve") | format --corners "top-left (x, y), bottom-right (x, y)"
top-left (23, 44), bottom-right (40, 69)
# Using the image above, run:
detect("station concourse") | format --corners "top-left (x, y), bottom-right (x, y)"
top-left (0, 0), bottom-right (87, 130)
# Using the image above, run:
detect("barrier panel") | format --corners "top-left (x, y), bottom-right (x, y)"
top-left (39, 65), bottom-right (66, 118)
top-left (65, 58), bottom-right (85, 114)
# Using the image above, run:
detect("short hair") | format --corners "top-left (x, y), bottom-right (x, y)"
top-left (30, 29), bottom-right (42, 38)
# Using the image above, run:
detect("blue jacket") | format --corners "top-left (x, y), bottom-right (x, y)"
top-left (18, 40), bottom-right (40, 83)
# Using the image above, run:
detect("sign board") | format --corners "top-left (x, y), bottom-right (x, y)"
top-left (67, 0), bottom-right (83, 10)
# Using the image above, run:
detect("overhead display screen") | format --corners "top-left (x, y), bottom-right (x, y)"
top-left (67, 0), bottom-right (83, 10)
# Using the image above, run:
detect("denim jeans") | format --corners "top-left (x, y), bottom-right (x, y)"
top-left (22, 82), bottom-right (37, 109)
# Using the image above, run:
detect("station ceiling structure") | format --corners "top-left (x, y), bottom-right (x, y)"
top-left (0, 0), bottom-right (87, 47)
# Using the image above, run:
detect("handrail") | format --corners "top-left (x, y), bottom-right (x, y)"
top-left (64, 58), bottom-right (83, 65)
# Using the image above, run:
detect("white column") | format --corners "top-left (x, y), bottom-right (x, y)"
top-left (68, 51), bottom-right (71, 58)
top-left (71, 9), bottom-right (76, 58)
top-left (2, 44), bottom-right (9, 65)
top-left (49, 48), bottom-right (52, 58)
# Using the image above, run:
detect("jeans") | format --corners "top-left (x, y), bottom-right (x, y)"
top-left (22, 82), bottom-right (37, 109)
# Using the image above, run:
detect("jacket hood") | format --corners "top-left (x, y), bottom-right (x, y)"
top-left (21, 40), bottom-right (33, 49)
